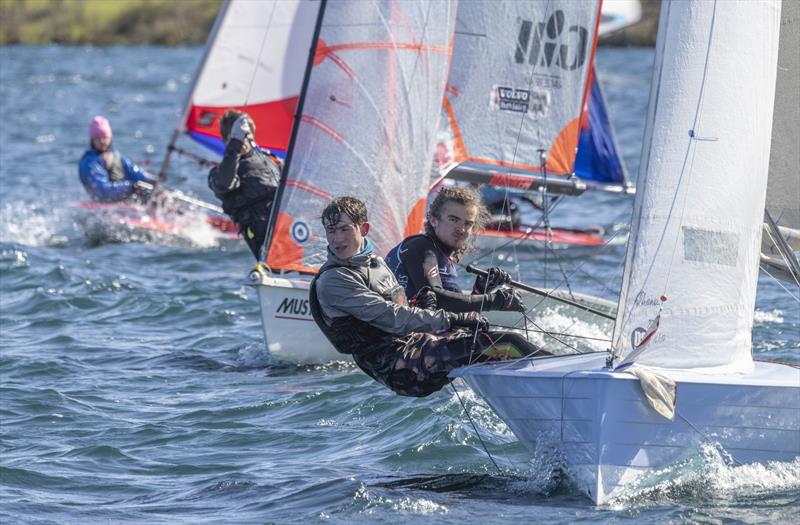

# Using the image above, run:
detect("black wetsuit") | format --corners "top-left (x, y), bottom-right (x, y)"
top-left (384, 233), bottom-right (507, 312)
top-left (208, 138), bottom-right (281, 258)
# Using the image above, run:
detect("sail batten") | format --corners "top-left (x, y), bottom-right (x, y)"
top-left (612, 0), bottom-right (782, 372)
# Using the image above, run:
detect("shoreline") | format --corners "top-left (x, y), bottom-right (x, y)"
top-left (1, 0), bottom-right (659, 47)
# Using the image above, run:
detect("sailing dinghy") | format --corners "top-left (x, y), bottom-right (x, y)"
top-left (439, 0), bottom-right (633, 253)
top-left (452, 0), bottom-right (799, 505)
top-left (251, 0), bottom-right (625, 364)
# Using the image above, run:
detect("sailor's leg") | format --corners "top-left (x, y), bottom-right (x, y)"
top-left (387, 331), bottom-right (548, 397)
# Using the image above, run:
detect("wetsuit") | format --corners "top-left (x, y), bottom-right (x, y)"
top-left (79, 146), bottom-right (155, 202)
top-left (310, 239), bottom-right (543, 397)
top-left (208, 138), bottom-right (281, 258)
top-left (384, 233), bottom-right (510, 313)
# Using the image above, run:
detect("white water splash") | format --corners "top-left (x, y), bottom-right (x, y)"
top-left (754, 309), bottom-right (784, 324)
top-left (607, 443), bottom-right (800, 508)
top-left (0, 201), bottom-right (77, 246)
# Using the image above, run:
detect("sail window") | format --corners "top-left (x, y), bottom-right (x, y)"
top-left (682, 227), bottom-right (738, 266)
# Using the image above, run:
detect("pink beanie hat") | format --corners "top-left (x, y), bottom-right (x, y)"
top-left (89, 115), bottom-right (112, 139)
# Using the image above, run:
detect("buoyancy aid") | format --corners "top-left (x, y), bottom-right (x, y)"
top-left (208, 143), bottom-right (280, 227)
top-left (309, 253), bottom-right (406, 358)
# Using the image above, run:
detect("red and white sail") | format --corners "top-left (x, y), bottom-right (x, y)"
top-left (177, 0), bottom-right (321, 157)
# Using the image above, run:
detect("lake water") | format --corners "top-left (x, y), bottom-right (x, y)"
top-left (1, 45), bottom-right (798, 524)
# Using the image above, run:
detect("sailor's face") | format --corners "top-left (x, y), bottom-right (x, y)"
top-left (92, 136), bottom-right (111, 152)
top-left (325, 213), bottom-right (367, 260)
top-left (430, 201), bottom-right (478, 251)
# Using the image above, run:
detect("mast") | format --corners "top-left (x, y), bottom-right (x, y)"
top-left (260, 0), bottom-right (328, 264)
top-left (157, 0), bottom-right (232, 181)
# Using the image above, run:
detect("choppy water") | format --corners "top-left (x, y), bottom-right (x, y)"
top-left (1, 45), bottom-right (798, 524)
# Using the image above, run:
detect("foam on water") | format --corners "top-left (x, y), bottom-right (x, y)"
top-left (607, 444), bottom-right (800, 509)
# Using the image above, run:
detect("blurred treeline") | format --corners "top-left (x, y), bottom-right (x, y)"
top-left (0, 0), bottom-right (659, 46)
top-left (0, 0), bottom-right (222, 45)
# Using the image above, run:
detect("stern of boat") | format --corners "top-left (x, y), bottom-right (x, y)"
top-left (246, 268), bottom-right (342, 364)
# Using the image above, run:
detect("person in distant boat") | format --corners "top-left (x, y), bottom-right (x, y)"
top-left (385, 185), bottom-right (526, 314)
top-left (79, 115), bottom-right (157, 203)
top-left (310, 196), bottom-right (546, 397)
top-left (208, 109), bottom-right (282, 259)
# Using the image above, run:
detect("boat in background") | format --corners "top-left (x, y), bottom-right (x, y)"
top-left (453, 0), bottom-right (799, 505)
top-left (760, 0), bottom-right (800, 285)
top-left (437, 0), bottom-right (633, 254)
top-left (76, 189), bottom-right (238, 246)
top-left (159, 0), bottom-right (318, 169)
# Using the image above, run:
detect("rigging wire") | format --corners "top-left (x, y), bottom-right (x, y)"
top-left (450, 381), bottom-right (503, 475)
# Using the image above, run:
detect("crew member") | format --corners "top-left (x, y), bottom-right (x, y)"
top-left (310, 196), bottom-right (546, 397)
top-left (208, 109), bottom-right (281, 259)
top-left (78, 115), bottom-right (156, 202)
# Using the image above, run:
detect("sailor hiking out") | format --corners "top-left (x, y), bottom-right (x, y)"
top-left (310, 196), bottom-right (547, 397)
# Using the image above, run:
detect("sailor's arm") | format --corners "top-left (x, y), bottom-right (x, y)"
top-left (208, 138), bottom-right (244, 194)
top-left (317, 268), bottom-right (450, 335)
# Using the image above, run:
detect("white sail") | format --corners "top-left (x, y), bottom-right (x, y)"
top-left (442, 0), bottom-right (601, 176)
top-left (264, 0), bottom-right (457, 272)
top-left (766, 0), bottom-right (800, 232)
top-left (612, 0), bottom-right (782, 372)
top-left (180, 0), bottom-right (320, 154)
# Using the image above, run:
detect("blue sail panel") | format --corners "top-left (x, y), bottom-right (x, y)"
top-left (574, 71), bottom-right (627, 185)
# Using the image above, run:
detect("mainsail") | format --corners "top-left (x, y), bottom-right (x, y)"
top-left (439, 0), bottom-right (603, 193)
top-left (160, 0), bottom-right (320, 174)
top-left (262, 0), bottom-right (457, 273)
top-left (612, 0), bottom-right (781, 372)
top-left (762, 0), bottom-right (800, 283)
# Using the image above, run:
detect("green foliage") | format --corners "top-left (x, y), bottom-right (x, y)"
top-left (0, 0), bottom-right (223, 45)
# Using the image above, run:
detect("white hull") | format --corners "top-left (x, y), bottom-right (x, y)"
top-left (250, 273), bottom-right (617, 365)
top-left (451, 353), bottom-right (800, 505)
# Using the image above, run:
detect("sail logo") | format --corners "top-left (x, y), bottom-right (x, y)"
top-left (493, 86), bottom-right (549, 117)
top-left (276, 297), bottom-right (310, 317)
top-left (515, 10), bottom-right (590, 71)
top-left (291, 221), bottom-right (310, 243)
top-left (631, 314), bottom-right (661, 350)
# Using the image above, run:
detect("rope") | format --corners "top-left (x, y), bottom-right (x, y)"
top-left (450, 381), bottom-right (503, 475)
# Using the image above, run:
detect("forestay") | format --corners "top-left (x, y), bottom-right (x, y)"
top-left (178, 0), bottom-right (320, 157)
top-left (264, 1), bottom-right (456, 273)
top-left (441, 0), bottom-right (601, 176)
top-left (612, 0), bottom-right (781, 373)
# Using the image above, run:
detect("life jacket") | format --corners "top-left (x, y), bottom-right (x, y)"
top-left (210, 148), bottom-right (280, 227)
top-left (308, 256), bottom-right (405, 359)
top-left (103, 151), bottom-right (126, 182)
top-left (385, 233), bottom-right (462, 298)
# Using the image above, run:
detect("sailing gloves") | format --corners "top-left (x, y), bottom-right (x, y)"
top-left (473, 267), bottom-right (512, 294)
top-left (230, 115), bottom-right (252, 143)
top-left (411, 286), bottom-right (437, 310)
top-left (448, 311), bottom-right (489, 331)
top-left (490, 288), bottom-right (526, 312)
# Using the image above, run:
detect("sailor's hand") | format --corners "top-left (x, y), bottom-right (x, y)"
top-left (490, 288), bottom-right (526, 312)
top-left (473, 267), bottom-right (512, 293)
top-left (448, 311), bottom-right (489, 331)
top-left (230, 115), bottom-right (252, 143)
top-left (411, 286), bottom-right (437, 310)
top-left (133, 180), bottom-right (155, 197)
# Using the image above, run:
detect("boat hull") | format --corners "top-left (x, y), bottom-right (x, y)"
top-left (451, 353), bottom-right (800, 505)
top-left (474, 225), bottom-right (605, 251)
top-left (251, 274), bottom-right (617, 364)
